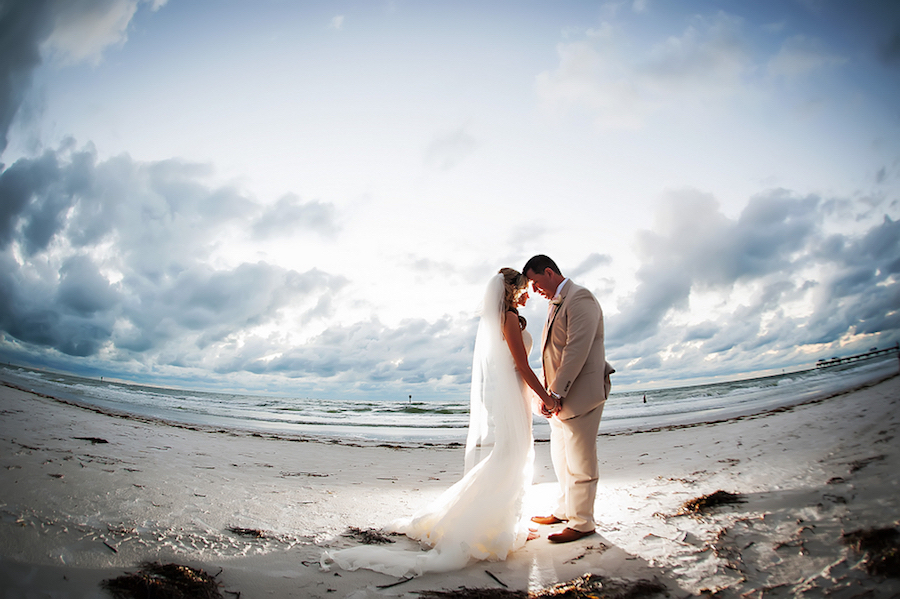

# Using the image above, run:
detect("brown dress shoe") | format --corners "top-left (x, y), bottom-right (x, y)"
top-left (548, 527), bottom-right (595, 543)
top-left (530, 515), bottom-right (567, 525)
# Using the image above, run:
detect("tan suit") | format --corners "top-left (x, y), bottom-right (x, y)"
top-left (542, 279), bottom-right (613, 532)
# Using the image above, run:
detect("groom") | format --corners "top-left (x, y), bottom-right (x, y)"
top-left (523, 255), bottom-right (613, 544)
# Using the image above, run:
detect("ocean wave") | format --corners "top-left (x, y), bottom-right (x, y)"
top-left (2, 356), bottom-right (897, 443)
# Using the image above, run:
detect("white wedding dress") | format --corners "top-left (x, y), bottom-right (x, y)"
top-left (323, 274), bottom-right (535, 577)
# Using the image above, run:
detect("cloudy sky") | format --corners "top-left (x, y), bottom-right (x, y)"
top-left (1, 0), bottom-right (898, 401)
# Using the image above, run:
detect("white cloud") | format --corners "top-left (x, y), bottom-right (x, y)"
top-left (43, 0), bottom-right (145, 65)
top-left (632, 0), bottom-right (649, 14)
top-left (536, 13), bottom-right (753, 129)
top-left (251, 194), bottom-right (340, 239)
top-left (767, 34), bottom-right (847, 78)
top-left (536, 35), bottom-right (648, 130)
top-left (424, 124), bottom-right (479, 170)
top-left (642, 13), bottom-right (750, 94)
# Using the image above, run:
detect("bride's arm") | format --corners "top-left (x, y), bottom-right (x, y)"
top-left (501, 311), bottom-right (555, 412)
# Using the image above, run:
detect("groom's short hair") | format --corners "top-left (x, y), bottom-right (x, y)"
top-left (523, 255), bottom-right (561, 276)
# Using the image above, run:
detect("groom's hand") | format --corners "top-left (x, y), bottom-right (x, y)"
top-left (541, 392), bottom-right (561, 417)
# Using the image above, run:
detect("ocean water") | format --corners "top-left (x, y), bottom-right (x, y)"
top-left (1, 356), bottom-right (897, 444)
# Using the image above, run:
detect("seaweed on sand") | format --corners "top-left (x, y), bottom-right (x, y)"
top-left (676, 490), bottom-right (745, 516)
top-left (74, 436), bottom-right (109, 444)
top-left (227, 526), bottom-right (268, 538)
top-left (418, 589), bottom-right (526, 599)
top-left (345, 526), bottom-right (396, 544)
top-left (531, 574), bottom-right (667, 599)
top-left (843, 527), bottom-right (900, 577)
top-left (101, 562), bottom-right (223, 599)
top-left (417, 574), bottom-right (668, 599)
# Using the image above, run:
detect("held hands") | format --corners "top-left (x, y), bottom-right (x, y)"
top-left (539, 390), bottom-right (561, 418)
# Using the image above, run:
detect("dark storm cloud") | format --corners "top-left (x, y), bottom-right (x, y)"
top-left (123, 264), bottom-right (341, 351)
top-left (0, 142), bottom-right (345, 363)
top-left (607, 190), bottom-right (900, 381)
top-left (802, 215), bottom-right (900, 341)
top-left (881, 29), bottom-right (900, 65)
top-left (215, 315), bottom-right (478, 393)
top-left (0, 0), bottom-right (163, 155)
top-left (612, 271), bottom-right (692, 346)
top-left (612, 189), bottom-right (821, 345)
top-left (682, 322), bottom-right (718, 343)
top-left (870, 2), bottom-right (900, 66)
top-left (0, 140), bottom-right (100, 254)
top-left (627, 354), bottom-right (661, 372)
top-left (0, 142), bottom-right (260, 260)
top-left (0, 251), bottom-right (116, 357)
top-left (58, 254), bottom-right (119, 315)
top-left (0, 0), bottom-right (52, 155)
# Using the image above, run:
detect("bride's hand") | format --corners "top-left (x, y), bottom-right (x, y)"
top-left (540, 392), bottom-right (559, 417)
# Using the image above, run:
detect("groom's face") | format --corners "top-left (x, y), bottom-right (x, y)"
top-left (526, 268), bottom-right (555, 300)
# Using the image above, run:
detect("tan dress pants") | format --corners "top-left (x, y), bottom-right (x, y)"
top-left (547, 402), bottom-right (605, 532)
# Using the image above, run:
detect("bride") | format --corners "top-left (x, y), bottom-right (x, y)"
top-left (323, 268), bottom-right (557, 577)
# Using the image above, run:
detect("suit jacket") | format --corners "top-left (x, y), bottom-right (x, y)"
top-left (542, 280), bottom-right (613, 420)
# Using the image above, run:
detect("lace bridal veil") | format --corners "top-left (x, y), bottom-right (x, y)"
top-left (323, 273), bottom-right (535, 577)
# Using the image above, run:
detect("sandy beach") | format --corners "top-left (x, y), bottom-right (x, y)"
top-left (1, 372), bottom-right (898, 598)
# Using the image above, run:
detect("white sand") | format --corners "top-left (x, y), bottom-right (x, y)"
top-left (1, 372), bottom-right (898, 598)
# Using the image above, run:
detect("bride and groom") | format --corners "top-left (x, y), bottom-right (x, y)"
top-left (325, 255), bottom-right (614, 577)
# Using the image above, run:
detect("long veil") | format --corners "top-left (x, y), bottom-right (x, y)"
top-left (464, 272), bottom-right (522, 472)
top-left (323, 273), bottom-right (534, 578)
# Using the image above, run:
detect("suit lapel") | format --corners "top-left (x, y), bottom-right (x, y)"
top-left (544, 280), bottom-right (571, 348)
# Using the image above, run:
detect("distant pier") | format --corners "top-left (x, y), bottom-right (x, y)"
top-left (816, 343), bottom-right (900, 368)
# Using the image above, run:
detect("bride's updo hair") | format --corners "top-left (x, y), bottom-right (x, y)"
top-left (498, 267), bottom-right (528, 329)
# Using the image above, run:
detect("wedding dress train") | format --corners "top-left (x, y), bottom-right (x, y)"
top-left (323, 274), bottom-right (535, 577)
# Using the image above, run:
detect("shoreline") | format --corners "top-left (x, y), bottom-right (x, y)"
top-left (2, 364), bottom-right (897, 447)
top-left (1, 374), bottom-right (899, 597)
top-left (603, 369), bottom-right (900, 436)
top-left (3, 357), bottom-right (898, 447)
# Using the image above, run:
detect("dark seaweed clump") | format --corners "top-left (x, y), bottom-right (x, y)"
top-left (532, 574), bottom-right (667, 599)
top-left (843, 527), bottom-right (900, 577)
top-left (346, 526), bottom-right (396, 544)
top-left (418, 589), bottom-right (525, 599)
top-left (417, 573), bottom-right (668, 599)
top-left (227, 526), bottom-right (268, 538)
top-left (101, 562), bottom-right (223, 599)
top-left (677, 490), bottom-right (745, 516)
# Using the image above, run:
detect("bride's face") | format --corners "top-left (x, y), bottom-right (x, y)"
top-left (516, 290), bottom-right (529, 307)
